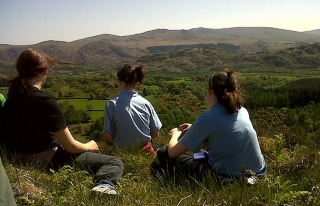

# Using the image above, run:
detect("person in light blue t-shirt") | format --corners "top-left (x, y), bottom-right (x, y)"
top-left (104, 64), bottom-right (162, 156)
top-left (152, 69), bottom-right (266, 181)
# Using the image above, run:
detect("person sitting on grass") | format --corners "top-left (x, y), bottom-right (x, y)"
top-left (0, 94), bottom-right (16, 206)
top-left (0, 157), bottom-right (16, 206)
top-left (151, 69), bottom-right (267, 183)
top-left (104, 64), bottom-right (162, 156)
top-left (0, 48), bottom-right (124, 195)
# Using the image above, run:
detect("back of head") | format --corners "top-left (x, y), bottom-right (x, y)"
top-left (8, 48), bottom-right (60, 97)
top-left (117, 64), bottom-right (146, 86)
top-left (209, 69), bottom-right (244, 114)
top-left (16, 48), bottom-right (55, 79)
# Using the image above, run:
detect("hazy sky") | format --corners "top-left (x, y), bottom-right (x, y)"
top-left (1, 0), bottom-right (319, 45)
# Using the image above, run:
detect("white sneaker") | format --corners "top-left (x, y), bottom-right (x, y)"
top-left (246, 177), bottom-right (257, 185)
top-left (91, 183), bottom-right (117, 195)
top-left (221, 177), bottom-right (257, 185)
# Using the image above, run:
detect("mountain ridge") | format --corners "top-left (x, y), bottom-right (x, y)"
top-left (304, 29), bottom-right (320, 36)
top-left (0, 27), bottom-right (320, 65)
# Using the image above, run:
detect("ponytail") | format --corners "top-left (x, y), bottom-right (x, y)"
top-left (117, 64), bottom-right (146, 86)
top-left (134, 65), bottom-right (145, 84)
top-left (209, 69), bottom-right (244, 114)
top-left (7, 77), bottom-right (27, 97)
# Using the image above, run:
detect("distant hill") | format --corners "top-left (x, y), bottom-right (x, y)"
top-left (1, 27), bottom-right (320, 66)
top-left (0, 72), bottom-right (9, 86)
top-left (305, 29), bottom-right (320, 36)
top-left (133, 43), bottom-right (320, 71)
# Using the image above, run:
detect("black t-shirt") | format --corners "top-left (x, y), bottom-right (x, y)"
top-left (0, 86), bottom-right (67, 155)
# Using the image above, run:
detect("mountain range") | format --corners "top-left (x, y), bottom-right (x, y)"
top-left (0, 27), bottom-right (320, 65)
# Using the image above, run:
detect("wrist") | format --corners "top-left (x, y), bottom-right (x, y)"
top-left (170, 133), bottom-right (181, 141)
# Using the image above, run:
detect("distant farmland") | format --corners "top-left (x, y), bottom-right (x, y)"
top-left (57, 99), bottom-right (106, 120)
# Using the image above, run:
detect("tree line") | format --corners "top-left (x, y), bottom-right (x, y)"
top-left (55, 73), bottom-right (320, 142)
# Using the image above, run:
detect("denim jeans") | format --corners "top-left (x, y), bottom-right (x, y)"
top-left (50, 146), bottom-right (124, 187)
top-left (152, 146), bottom-right (267, 182)
top-left (151, 146), bottom-right (208, 180)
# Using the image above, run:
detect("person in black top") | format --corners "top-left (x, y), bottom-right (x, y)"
top-left (0, 48), bottom-right (124, 195)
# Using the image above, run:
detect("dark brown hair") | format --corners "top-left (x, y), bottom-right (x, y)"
top-left (8, 48), bottom-right (68, 96)
top-left (117, 64), bottom-right (146, 86)
top-left (208, 69), bottom-right (244, 114)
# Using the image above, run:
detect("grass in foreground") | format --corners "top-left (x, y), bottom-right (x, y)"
top-left (2, 139), bottom-right (320, 206)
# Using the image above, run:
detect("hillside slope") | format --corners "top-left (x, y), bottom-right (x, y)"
top-left (305, 29), bottom-right (320, 36)
top-left (133, 43), bottom-right (320, 71)
top-left (0, 27), bottom-right (320, 65)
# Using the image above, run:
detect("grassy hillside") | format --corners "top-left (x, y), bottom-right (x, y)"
top-left (1, 69), bottom-right (320, 205)
top-left (133, 43), bottom-right (320, 72)
top-left (2, 110), bottom-right (320, 205)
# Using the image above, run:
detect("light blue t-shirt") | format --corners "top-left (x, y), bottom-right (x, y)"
top-left (104, 90), bottom-right (162, 147)
top-left (180, 103), bottom-right (266, 177)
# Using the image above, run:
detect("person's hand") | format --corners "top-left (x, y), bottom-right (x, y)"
top-left (169, 128), bottom-right (182, 138)
top-left (85, 140), bottom-right (99, 152)
top-left (178, 123), bottom-right (192, 133)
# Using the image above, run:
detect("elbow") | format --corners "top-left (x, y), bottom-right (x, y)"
top-left (151, 131), bottom-right (159, 139)
top-left (167, 142), bottom-right (188, 158)
top-left (167, 147), bottom-right (178, 158)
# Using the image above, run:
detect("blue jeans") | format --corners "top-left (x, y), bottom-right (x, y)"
top-left (151, 146), bottom-right (209, 180)
top-left (49, 146), bottom-right (124, 187)
top-left (151, 146), bottom-right (267, 181)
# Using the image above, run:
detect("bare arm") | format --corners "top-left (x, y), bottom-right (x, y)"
top-left (167, 128), bottom-right (188, 158)
top-left (54, 127), bottom-right (99, 153)
top-left (104, 131), bottom-right (114, 146)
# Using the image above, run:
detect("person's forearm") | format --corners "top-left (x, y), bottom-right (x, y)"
top-left (65, 140), bottom-right (91, 153)
top-left (167, 129), bottom-right (187, 158)
top-left (168, 134), bottom-right (179, 150)
top-left (55, 128), bottom-right (91, 153)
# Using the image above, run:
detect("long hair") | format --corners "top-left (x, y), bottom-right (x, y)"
top-left (208, 69), bottom-right (244, 114)
top-left (8, 48), bottom-right (68, 97)
top-left (117, 64), bottom-right (146, 86)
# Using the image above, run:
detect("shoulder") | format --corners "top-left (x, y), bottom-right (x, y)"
top-left (106, 97), bottom-right (118, 106)
top-left (238, 107), bottom-right (250, 117)
top-left (239, 106), bottom-right (248, 113)
top-left (36, 92), bottom-right (59, 109)
top-left (140, 97), bottom-right (156, 110)
top-left (194, 105), bottom-right (224, 125)
top-left (133, 92), bottom-right (151, 103)
top-left (129, 92), bottom-right (152, 106)
top-left (28, 89), bottom-right (61, 111)
top-left (195, 109), bottom-right (216, 124)
top-left (105, 97), bottom-right (118, 112)
top-left (140, 95), bottom-right (152, 105)
top-left (9, 87), bottom-right (56, 106)
top-left (28, 87), bottom-right (54, 101)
